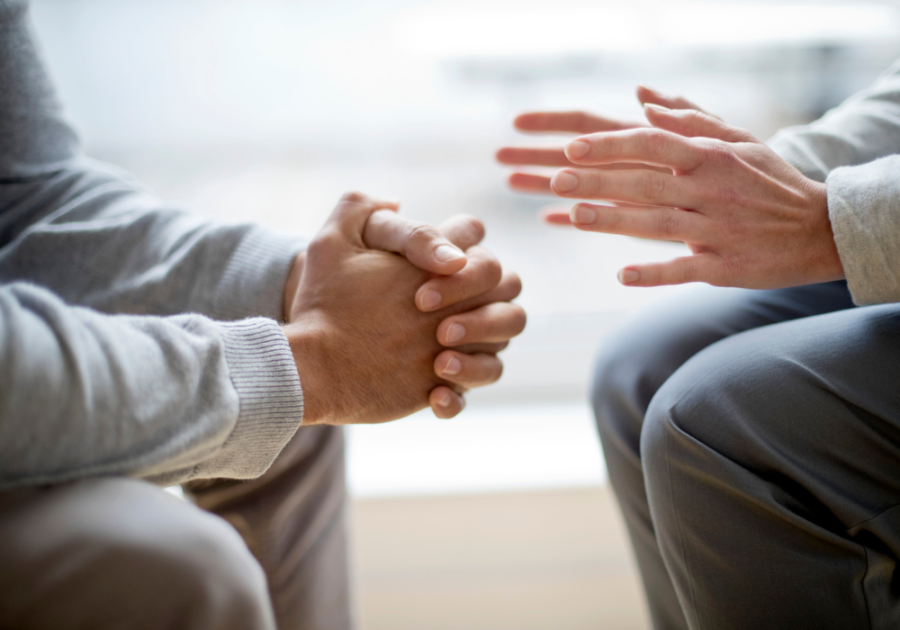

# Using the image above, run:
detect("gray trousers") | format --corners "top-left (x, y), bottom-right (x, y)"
top-left (0, 425), bottom-right (350, 630)
top-left (592, 281), bottom-right (900, 630)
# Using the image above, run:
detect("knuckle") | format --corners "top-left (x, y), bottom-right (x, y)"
top-left (721, 255), bottom-right (747, 282)
top-left (736, 127), bottom-right (756, 142)
top-left (703, 140), bottom-right (737, 167)
top-left (490, 359), bottom-right (504, 383)
top-left (477, 256), bottom-right (503, 286)
top-left (503, 271), bottom-right (523, 298)
top-left (638, 172), bottom-right (667, 200)
top-left (340, 190), bottom-right (367, 204)
top-left (643, 129), bottom-right (671, 156)
top-left (406, 222), bottom-right (440, 247)
top-left (307, 229), bottom-right (340, 257)
top-left (459, 215), bottom-right (486, 241)
top-left (677, 260), bottom-right (695, 284)
top-left (511, 306), bottom-right (527, 335)
top-left (656, 212), bottom-right (681, 239)
top-left (685, 109), bottom-right (709, 127)
top-left (593, 206), bottom-right (622, 231)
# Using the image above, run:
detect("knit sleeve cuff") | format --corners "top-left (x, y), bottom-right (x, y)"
top-left (827, 156), bottom-right (900, 306)
top-left (211, 227), bottom-right (309, 322)
top-left (192, 317), bottom-right (304, 480)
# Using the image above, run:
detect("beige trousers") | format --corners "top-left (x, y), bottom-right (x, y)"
top-left (0, 425), bottom-right (350, 630)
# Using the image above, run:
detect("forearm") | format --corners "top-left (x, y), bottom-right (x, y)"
top-left (0, 159), bottom-right (307, 321)
top-left (768, 59), bottom-right (900, 182)
top-left (0, 0), bottom-right (306, 321)
top-left (0, 282), bottom-right (303, 490)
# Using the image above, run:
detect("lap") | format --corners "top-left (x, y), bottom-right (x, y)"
top-left (646, 301), bottom-right (900, 529)
top-left (640, 302), bottom-right (900, 629)
top-left (592, 281), bottom-right (854, 446)
top-left (0, 477), bottom-right (273, 630)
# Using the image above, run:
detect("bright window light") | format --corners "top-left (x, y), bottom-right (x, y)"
top-left (392, 1), bottom-right (900, 57)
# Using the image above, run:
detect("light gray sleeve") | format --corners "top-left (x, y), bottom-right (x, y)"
top-left (0, 0), bottom-right (307, 322)
top-left (767, 59), bottom-right (900, 184)
top-left (0, 0), bottom-right (309, 487)
top-left (826, 156), bottom-right (900, 306)
top-left (0, 282), bottom-right (304, 490)
top-left (765, 60), bottom-right (900, 305)
top-left (0, 160), bottom-right (308, 324)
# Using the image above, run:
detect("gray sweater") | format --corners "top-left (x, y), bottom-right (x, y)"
top-left (1, 0), bottom-right (307, 489)
top-left (2, 0), bottom-right (899, 490)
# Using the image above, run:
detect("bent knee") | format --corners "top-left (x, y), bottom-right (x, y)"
top-left (591, 314), bottom-right (696, 452)
top-left (5, 478), bottom-right (275, 629)
top-left (106, 499), bottom-right (272, 628)
top-left (639, 332), bottom-right (811, 489)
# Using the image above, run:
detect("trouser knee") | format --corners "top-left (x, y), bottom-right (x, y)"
top-left (0, 478), bottom-right (277, 630)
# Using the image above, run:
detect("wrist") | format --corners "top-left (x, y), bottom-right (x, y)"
top-left (282, 317), bottom-right (332, 425)
top-left (809, 181), bottom-right (845, 283)
top-left (282, 251), bottom-right (307, 322)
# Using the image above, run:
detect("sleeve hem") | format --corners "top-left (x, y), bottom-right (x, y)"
top-left (827, 158), bottom-right (900, 306)
top-left (191, 318), bottom-right (304, 480)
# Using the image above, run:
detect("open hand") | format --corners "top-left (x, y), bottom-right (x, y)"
top-left (499, 87), bottom-right (843, 289)
top-left (546, 105), bottom-right (843, 288)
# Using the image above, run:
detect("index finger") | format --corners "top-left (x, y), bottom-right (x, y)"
top-left (364, 210), bottom-right (468, 275)
top-left (565, 128), bottom-right (706, 172)
top-left (514, 111), bottom-right (648, 135)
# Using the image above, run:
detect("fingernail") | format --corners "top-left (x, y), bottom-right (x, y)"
top-left (645, 103), bottom-right (670, 113)
top-left (434, 244), bottom-right (465, 263)
top-left (618, 269), bottom-right (641, 284)
top-left (570, 205), bottom-right (597, 225)
top-left (420, 290), bottom-right (442, 310)
top-left (566, 139), bottom-right (590, 159)
top-left (552, 171), bottom-right (579, 193)
top-left (445, 323), bottom-right (466, 344)
top-left (438, 391), bottom-right (453, 406)
top-left (442, 356), bottom-right (462, 376)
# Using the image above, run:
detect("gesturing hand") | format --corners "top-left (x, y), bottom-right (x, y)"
top-left (282, 193), bottom-right (525, 425)
top-left (499, 87), bottom-right (844, 289)
top-left (546, 105), bottom-right (844, 288)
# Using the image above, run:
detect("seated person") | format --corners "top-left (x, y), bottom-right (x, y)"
top-left (499, 62), bottom-right (900, 628)
top-left (0, 2), bottom-right (526, 629)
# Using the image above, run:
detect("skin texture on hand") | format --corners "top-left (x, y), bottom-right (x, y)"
top-left (498, 88), bottom-right (844, 289)
top-left (282, 193), bottom-right (525, 425)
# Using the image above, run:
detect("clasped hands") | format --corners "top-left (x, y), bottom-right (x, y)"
top-left (282, 192), bottom-right (525, 426)
top-left (498, 86), bottom-right (845, 289)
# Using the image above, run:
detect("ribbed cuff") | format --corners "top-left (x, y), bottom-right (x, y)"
top-left (193, 317), bottom-right (304, 479)
top-left (827, 157), bottom-right (900, 306)
top-left (213, 227), bottom-right (308, 322)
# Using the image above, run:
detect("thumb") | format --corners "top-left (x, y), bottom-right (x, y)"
top-left (324, 191), bottom-right (400, 246)
top-left (364, 210), bottom-right (468, 275)
top-left (644, 104), bottom-right (757, 144)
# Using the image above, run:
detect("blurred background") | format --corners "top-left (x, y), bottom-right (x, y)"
top-left (30, 0), bottom-right (900, 628)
